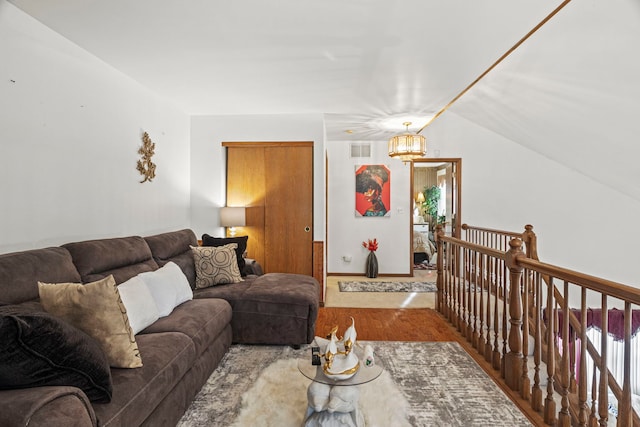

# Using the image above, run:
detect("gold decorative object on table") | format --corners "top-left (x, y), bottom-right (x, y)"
top-left (316, 317), bottom-right (361, 380)
top-left (136, 132), bottom-right (156, 183)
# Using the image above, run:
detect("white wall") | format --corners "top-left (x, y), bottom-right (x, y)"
top-left (0, 2), bottom-right (191, 253)
top-left (327, 140), bottom-right (412, 275)
top-left (424, 112), bottom-right (640, 288)
top-left (190, 114), bottom-right (325, 241)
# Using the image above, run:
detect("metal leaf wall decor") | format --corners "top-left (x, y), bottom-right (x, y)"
top-left (137, 132), bottom-right (156, 183)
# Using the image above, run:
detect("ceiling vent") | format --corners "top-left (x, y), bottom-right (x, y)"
top-left (350, 143), bottom-right (371, 158)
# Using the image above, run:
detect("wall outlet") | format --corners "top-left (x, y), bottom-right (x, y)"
top-left (342, 255), bottom-right (352, 263)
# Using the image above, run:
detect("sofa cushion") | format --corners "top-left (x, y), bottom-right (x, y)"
top-left (191, 245), bottom-right (243, 288)
top-left (144, 229), bottom-right (198, 289)
top-left (137, 262), bottom-right (193, 317)
top-left (117, 276), bottom-right (160, 334)
top-left (0, 305), bottom-right (112, 403)
top-left (192, 279), bottom-right (254, 305)
top-left (62, 236), bottom-right (158, 284)
top-left (38, 276), bottom-right (142, 368)
top-left (139, 299), bottom-right (232, 358)
top-left (92, 331), bottom-right (196, 427)
top-left (194, 273), bottom-right (319, 345)
top-left (0, 247), bottom-right (81, 306)
top-left (201, 234), bottom-right (248, 276)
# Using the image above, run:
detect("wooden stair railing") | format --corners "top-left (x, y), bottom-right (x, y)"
top-left (462, 224), bottom-right (640, 425)
top-left (437, 225), bottom-right (640, 426)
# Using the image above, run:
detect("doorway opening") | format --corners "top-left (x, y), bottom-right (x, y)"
top-left (411, 158), bottom-right (461, 272)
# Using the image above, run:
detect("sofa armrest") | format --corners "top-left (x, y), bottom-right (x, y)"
top-left (0, 386), bottom-right (96, 427)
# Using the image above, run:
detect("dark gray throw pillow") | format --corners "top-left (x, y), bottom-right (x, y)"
top-left (201, 234), bottom-right (248, 276)
top-left (0, 305), bottom-right (113, 402)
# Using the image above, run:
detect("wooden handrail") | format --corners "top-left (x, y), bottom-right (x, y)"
top-left (439, 234), bottom-right (505, 260)
top-left (462, 223), bottom-right (538, 259)
top-left (518, 257), bottom-right (640, 306)
top-left (462, 223), bottom-right (524, 238)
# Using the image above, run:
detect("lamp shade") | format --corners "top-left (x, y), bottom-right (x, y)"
top-left (220, 207), bottom-right (246, 227)
top-left (388, 122), bottom-right (426, 162)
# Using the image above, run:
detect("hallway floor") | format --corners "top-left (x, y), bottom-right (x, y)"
top-left (324, 269), bottom-right (437, 308)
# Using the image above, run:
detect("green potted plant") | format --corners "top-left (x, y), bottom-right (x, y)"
top-left (422, 185), bottom-right (441, 230)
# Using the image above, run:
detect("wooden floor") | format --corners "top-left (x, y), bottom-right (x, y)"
top-left (316, 306), bottom-right (546, 427)
top-left (316, 307), bottom-right (451, 341)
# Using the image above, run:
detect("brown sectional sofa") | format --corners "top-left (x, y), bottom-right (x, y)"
top-left (0, 229), bottom-right (319, 427)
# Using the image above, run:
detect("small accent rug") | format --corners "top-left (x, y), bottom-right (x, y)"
top-left (177, 341), bottom-right (533, 427)
top-left (338, 280), bottom-right (437, 293)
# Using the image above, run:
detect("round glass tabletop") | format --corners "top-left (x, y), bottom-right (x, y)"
top-left (298, 358), bottom-right (383, 386)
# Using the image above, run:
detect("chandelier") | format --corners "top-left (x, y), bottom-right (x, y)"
top-left (387, 122), bottom-right (426, 162)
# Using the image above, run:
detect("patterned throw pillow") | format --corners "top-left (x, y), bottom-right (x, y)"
top-left (191, 244), bottom-right (244, 288)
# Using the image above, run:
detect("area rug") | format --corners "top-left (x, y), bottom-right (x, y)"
top-left (177, 341), bottom-right (533, 427)
top-left (338, 280), bottom-right (437, 293)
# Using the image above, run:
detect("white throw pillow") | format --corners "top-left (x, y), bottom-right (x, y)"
top-left (138, 262), bottom-right (193, 317)
top-left (117, 276), bottom-right (160, 334)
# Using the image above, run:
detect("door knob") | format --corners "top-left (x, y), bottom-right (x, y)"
top-left (304, 226), bottom-right (311, 232)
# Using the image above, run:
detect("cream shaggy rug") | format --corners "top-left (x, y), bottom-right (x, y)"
top-left (231, 359), bottom-right (411, 427)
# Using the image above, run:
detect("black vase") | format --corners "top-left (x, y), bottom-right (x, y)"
top-left (366, 251), bottom-right (378, 278)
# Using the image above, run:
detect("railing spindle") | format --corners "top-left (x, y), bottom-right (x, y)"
top-left (501, 257), bottom-right (508, 379)
top-left (618, 302), bottom-right (632, 427)
top-left (545, 279), bottom-right (557, 425)
top-left (598, 294), bottom-right (608, 427)
top-left (591, 366), bottom-right (599, 426)
top-left (559, 281), bottom-right (571, 426)
top-left (493, 255), bottom-right (502, 370)
top-left (484, 255), bottom-right (493, 361)
top-left (521, 267), bottom-right (531, 400)
top-left (472, 251), bottom-right (479, 347)
top-left (579, 287), bottom-right (589, 427)
top-left (532, 271), bottom-right (543, 411)
top-left (478, 253), bottom-right (485, 352)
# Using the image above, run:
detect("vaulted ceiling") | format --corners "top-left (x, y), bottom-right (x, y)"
top-left (9, 0), bottom-right (640, 200)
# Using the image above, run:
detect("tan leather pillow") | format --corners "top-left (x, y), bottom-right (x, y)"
top-left (38, 275), bottom-right (142, 368)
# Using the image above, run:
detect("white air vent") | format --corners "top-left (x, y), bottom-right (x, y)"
top-left (350, 143), bottom-right (371, 158)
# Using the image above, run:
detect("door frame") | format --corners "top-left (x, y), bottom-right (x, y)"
top-left (410, 158), bottom-right (462, 274)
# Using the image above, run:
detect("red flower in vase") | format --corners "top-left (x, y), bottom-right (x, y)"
top-left (362, 238), bottom-right (378, 252)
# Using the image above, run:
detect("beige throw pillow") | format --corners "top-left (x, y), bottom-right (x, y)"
top-left (191, 244), bottom-right (243, 288)
top-left (38, 275), bottom-right (142, 368)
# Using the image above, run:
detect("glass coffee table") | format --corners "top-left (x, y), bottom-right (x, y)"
top-left (298, 358), bottom-right (383, 427)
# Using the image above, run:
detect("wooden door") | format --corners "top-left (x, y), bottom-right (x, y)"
top-left (224, 142), bottom-right (313, 276)
top-left (225, 147), bottom-right (266, 267)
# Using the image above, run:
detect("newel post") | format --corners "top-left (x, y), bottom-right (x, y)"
top-left (504, 238), bottom-right (525, 391)
top-left (521, 224), bottom-right (538, 260)
top-left (435, 224), bottom-right (444, 313)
